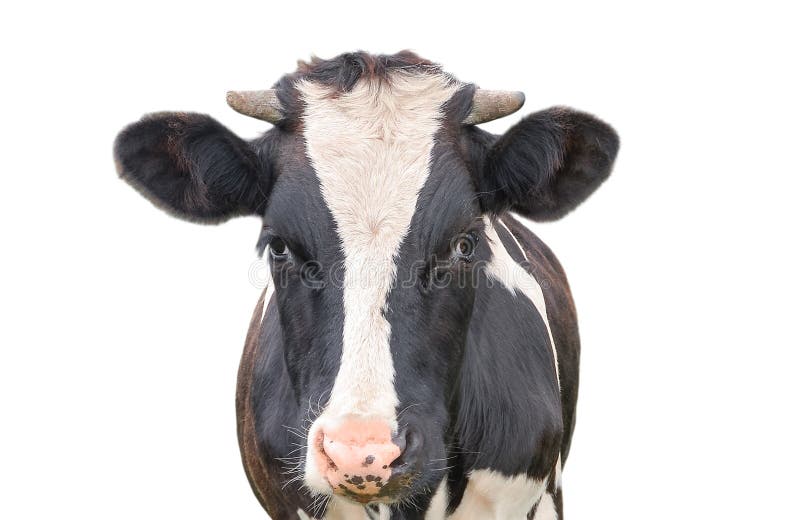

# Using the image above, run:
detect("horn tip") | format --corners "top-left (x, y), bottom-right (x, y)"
top-left (226, 90), bottom-right (244, 110)
top-left (225, 89), bottom-right (283, 124)
top-left (464, 89), bottom-right (527, 125)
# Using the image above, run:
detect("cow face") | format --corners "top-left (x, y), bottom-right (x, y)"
top-left (114, 52), bottom-right (618, 508)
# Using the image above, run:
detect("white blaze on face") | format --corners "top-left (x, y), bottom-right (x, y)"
top-left (299, 74), bottom-right (460, 421)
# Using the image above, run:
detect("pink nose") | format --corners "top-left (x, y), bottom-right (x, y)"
top-left (315, 417), bottom-right (401, 501)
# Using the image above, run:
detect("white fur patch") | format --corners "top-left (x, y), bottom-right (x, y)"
top-left (377, 505), bottom-right (391, 520)
top-left (425, 478), bottom-right (449, 520)
top-left (260, 272), bottom-right (274, 324)
top-left (450, 470), bottom-right (547, 520)
top-left (498, 220), bottom-right (527, 261)
top-left (311, 499), bottom-right (388, 520)
top-left (299, 73), bottom-right (460, 492)
top-left (532, 493), bottom-right (558, 520)
top-left (321, 496), bottom-right (369, 520)
top-left (555, 453), bottom-right (562, 489)
top-left (484, 218), bottom-right (560, 388)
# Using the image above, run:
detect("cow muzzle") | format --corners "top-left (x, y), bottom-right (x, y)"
top-left (310, 416), bottom-right (420, 503)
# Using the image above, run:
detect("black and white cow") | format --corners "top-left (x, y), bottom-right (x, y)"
top-left (114, 51), bottom-right (618, 519)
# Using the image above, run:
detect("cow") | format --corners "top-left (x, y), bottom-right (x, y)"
top-left (113, 51), bottom-right (618, 519)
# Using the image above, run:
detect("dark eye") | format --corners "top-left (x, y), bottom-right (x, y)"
top-left (452, 233), bottom-right (477, 260)
top-left (269, 237), bottom-right (289, 260)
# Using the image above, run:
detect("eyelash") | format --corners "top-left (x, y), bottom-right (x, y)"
top-left (422, 231), bottom-right (479, 289)
top-left (255, 228), bottom-right (275, 258)
top-left (257, 228), bottom-right (290, 260)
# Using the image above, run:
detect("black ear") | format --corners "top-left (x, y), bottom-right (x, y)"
top-left (478, 107), bottom-right (619, 221)
top-left (113, 112), bottom-right (268, 223)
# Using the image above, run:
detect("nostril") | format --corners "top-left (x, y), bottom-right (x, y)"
top-left (317, 431), bottom-right (339, 472)
top-left (322, 451), bottom-right (338, 472)
top-left (392, 429), bottom-right (408, 457)
top-left (390, 427), bottom-right (422, 469)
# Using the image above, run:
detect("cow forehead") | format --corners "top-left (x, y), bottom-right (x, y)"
top-left (297, 73), bottom-right (460, 419)
top-left (297, 72), bottom-right (461, 267)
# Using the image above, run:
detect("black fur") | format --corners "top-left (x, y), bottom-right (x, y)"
top-left (113, 112), bottom-right (269, 223)
top-left (477, 107), bottom-right (619, 221)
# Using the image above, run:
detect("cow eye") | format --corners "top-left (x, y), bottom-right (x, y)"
top-left (269, 238), bottom-right (289, 260)
top-left (452, 233), bottom-right (477, 260)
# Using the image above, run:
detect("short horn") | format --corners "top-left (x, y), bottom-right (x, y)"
top-left (226, 89), bottom-right (283, 124)
top-left (464, 90), bottom-right (526, 125)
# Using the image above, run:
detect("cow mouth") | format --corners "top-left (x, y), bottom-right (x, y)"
top-left (328, 472), bottom-right (417, 505)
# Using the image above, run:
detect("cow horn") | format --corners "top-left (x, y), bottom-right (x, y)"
top-left (464, 90), bottom-right (526, 125)
top-left (226, 89), bottom-right (283, 124)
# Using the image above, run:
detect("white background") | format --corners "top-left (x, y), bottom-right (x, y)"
top-left (1, 1), bottom-right (798, 518)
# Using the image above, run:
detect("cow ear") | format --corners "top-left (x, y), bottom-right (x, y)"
top-left (477, 107), bottom-right (619, 221)
top-left (113, 112), bottom-right (268, 223)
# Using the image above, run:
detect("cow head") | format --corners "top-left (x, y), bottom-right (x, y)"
top-left (114, 51), bottom-right (618, 508)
